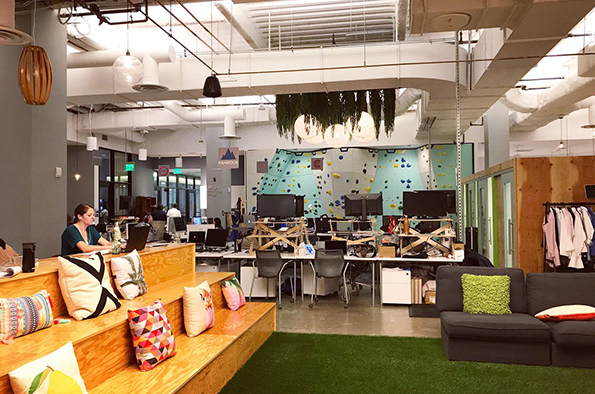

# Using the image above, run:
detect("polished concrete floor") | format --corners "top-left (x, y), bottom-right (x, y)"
top-left (265, 289), bottom-right (441, 338)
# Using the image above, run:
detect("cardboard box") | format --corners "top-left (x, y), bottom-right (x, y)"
top-left (424, 290), bottom-right (436, 304)
top-left (379, 245), bottom-right (396, 258)
top-left (411, 278), bottom-right (423, 304)
top-left (452, 243), bottom-right (465, 260)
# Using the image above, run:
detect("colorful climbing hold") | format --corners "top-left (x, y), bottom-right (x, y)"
top-left (333, 173), bottom-right (340, 178)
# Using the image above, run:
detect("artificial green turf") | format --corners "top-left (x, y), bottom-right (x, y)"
top-left (220, 332), bottom-right (595, 394)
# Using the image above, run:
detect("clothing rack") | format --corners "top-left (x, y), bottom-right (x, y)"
top-left (542, 201), bottom-right (595, 272)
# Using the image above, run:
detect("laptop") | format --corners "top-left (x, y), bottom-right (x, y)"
top-left (244, 214), bottom-right (256, 229)
top-left (188, 231), bottom-right (206, 251)
top-left (325, 240), bottom-right (347, 255)
top-left (125, 225), bottom-right (151, 252)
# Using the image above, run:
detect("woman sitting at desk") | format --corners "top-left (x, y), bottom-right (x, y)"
top-left (61, 204), bottom-right (112, 255)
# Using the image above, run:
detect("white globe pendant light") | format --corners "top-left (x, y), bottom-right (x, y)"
top-left (305, 131), bottom-right (324, 145)
top-left (347, 112), bottom-right (376, 143)
top-left (294, 115), bottom-right (321, 139)
top-left (113, 53), bottom-right (143, 86)
top-left (324, 124), bottom-right (350, 148)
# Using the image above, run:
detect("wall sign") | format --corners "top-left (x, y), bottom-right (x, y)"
top-left (158, 165), bottom-right (169, 176)
top-left (311, 157), bottom-right (324, 171)
top-left (218, 147), bottom-right (239, 169)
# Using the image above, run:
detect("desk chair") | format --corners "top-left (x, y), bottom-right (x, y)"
top-left (310, 249), bottom-right (349, 309)
top-left (252, 250), bottom-right (291, 309)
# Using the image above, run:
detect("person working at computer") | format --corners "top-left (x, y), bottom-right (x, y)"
top-left (213, 217), bottom-right (223, 229)
top-left (152, 204), bottom-right (167, 221)
top-left (61, 204), bottom-right (112, 255)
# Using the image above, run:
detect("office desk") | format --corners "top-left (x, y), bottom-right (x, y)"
top-left (224, 252), bottom-right (378, 305)
top-left (195, 250), bottom-right (235, 271)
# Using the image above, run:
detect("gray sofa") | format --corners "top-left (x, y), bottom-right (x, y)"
top-left (436, 266), bottom-right (595, 368)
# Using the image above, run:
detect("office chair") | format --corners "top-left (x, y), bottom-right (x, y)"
top-left (309, 249), bottom-right (349, 309)
top-left (252, 250), bottom-right (291, 309)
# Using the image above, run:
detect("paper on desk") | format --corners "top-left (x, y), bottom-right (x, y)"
top-left (0, 266), bottom-right (22, 278)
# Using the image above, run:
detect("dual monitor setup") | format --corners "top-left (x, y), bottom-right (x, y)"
top-left (188, 228), bottom-right (228, 248)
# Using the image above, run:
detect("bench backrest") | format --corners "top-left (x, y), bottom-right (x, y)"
top-left (526, 272), bottom-right (595, 316)
top-left (436, 266), bottom-right (527, 313)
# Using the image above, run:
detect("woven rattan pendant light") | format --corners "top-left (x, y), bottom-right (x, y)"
top-left (18, 0), bottom-right (52, 105)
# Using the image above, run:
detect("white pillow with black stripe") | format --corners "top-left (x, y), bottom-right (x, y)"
top-left (57, 253), bottom-right (121, 320)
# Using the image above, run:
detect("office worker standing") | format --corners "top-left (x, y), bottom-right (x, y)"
top-left (61, 204), bottom-right (112, 255)
top-left (152, 204), bottom-right (167, 221)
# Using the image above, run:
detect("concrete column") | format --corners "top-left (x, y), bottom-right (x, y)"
top-left (205, 127), bottom-right (232, 223)
top-left (483, 101), bottom-right (510, 168)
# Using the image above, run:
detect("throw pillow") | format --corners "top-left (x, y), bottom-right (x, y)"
top-left (110, 250), bottom-right (148, 300)
top-left (128, 300), bottom-right (176, 371)
top-left (9, 341), bottom-right (87, 394)
top-left (461, 273), bottom-right (512, 315)
top-left (0, 290), bottom-right (54, 344)
top-left (57, 253), bottom-right (121, 320)
top-left (183, 281), bottom-right (215, 337)
top-left (535, 304), bottom-right (595, 321)
top-left (221, 277), bottom-right (246, 311)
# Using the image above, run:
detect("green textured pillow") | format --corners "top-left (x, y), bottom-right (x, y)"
top-left (461, 274), bottom-right (512, 315)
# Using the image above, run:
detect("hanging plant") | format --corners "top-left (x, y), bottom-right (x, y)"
top-left (369, 89), bottom-right (383, 138)
top-left (383, 88), bottom-right (396, 136)
top-left (275, 88), bottom-right (405, 142)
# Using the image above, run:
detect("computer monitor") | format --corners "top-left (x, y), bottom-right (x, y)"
top-left (315, 217), bottom-right (331, 233)
top-left (192, 217), bottom-right (202, 225)
top-left (257, 194), bottom-right (296, 218)
top-left (205, 228), bottom-right (228, 247)
top-left (344, 193), bottom-right (383, 219)
top-left (307, 218), bottom-right (315, 229)
top-left (402, 190), bottom-right (447, 218)
top-left (445, 190), bottom-right (456, 213)
top-left (325, 240), bottom-right (347, 255)
top-left (173, 217), bottom-right (187, 232)
top-left (188, 231), bottom-right (206, 244)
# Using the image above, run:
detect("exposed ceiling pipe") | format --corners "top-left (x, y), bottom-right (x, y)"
top-left (581, 101), bottom-right (595, 129)
top-left (159, 101), bottom-right (246, 122)
top-left (68, 47), bottom-right (175, 68)
top-left (395, 88), bottom-right (424, 117)
top-left (499, 88), bottom-right (539, 113)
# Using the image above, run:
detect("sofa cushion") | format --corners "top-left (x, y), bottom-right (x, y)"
top-left (526, 272), bottom-right (595, 316)
top-left (436, 266), bottom-right (527, 313)
top-left (535, 305), bottom-right (595, 321)
top-left (441, 311), bottom-right (550, 342)
top-left (461, 274), bottom-right (512, 315)
top-left (545, 320), bottom-right (595, 346)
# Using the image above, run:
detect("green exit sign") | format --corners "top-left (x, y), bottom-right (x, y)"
top-left (125, 163), bottom-right (135, 172)
top-left (173, 168), bottom-right (182, 174)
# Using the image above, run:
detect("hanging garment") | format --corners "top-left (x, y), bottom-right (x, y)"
top-left (579, 207), bottom-right (594, 250)
top-left (555, 208), bottom-right (574, 259)
top-left (543, 209), bottom-right (560, 267)
top-left (569, 207), bottom-right (586, 269)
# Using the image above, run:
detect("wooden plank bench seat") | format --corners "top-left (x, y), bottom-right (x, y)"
top-left (0, 244), bottom-right (276, 394)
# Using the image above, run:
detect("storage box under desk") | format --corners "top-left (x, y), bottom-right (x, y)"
top-left (381, 268), bottom-right (411, 304)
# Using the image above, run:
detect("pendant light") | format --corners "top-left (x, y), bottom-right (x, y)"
top-left (74, 108), bottom-right (82, 181)
top-left (86, 107), bottom-right (98, 151)
top-left (113, 5), bottom-right (143, 86)
top-left (139, 130), bottom-right (148, 161)
top-left (175, 156), bottom-right (183, 168)
top-left (203, 1), bottom-right (221, 98)
top-left (558, 117), bottom-right (565, 150)
top-left (324, 124), bottom-right (350, 148)
top-left (18, 0), bottom-right (52, 105)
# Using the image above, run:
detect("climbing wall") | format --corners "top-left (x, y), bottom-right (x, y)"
top-left (248, 144), bottom-right (474, 217)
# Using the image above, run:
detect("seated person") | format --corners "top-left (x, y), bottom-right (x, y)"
top-left (61, 204), bottom-right (112, 255)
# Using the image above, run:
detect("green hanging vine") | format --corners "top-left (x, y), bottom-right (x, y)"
top-left (275, 88), bottom-right (402, 142)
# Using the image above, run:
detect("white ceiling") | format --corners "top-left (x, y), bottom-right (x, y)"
top-left (58, 0), bottom-right (595, 156)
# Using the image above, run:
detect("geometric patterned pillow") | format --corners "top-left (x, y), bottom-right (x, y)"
top-left (0, 290), bottom-right (54, 344)
top-left (183, 281), bottom-right (215, 337)
top-left (221, 277), bottom-right (246, 311)
top-left (57, 253), bottom-right (121, 321)
top-left (109, 250), bottom-right (147, 300)
top-left (127, 300), bottom-right (176, 371)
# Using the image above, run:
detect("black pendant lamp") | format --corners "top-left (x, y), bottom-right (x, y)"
top-left (203, 74), bottom-right (222, 98)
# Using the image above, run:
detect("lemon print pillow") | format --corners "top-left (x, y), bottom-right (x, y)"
top-left (28, 367), bottom-right (83, 394)
top-left (9, 342), bottom-right (88, 394)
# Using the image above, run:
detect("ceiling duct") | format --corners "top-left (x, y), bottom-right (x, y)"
top-left (220, 115), bottom-right (240, 140)
top-left (133, 55), bottom-right (169, 93)
top-left (581, 103), bottom-right (595, 129)
top-left (159, 101), bottom-right (245, 122)
top-left (67, 46), bottom-right (175, 68)
top-left (0, 0), bottom-right (32, 45)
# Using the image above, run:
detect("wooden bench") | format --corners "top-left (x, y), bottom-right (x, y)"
top-left (0, 244), bottom-right (275, 394)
